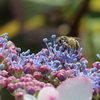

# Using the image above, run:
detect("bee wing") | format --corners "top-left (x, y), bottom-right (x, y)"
top-left (69, 36), bottom-right (81, 41)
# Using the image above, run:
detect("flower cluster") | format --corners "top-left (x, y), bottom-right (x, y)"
top-left (0, 33), bottom-right (100, 100)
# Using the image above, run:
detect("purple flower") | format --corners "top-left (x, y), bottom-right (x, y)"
top-left (0, 75), bottom-right (8, 89)
top-left (26, 86), bottom-right (35, 95)
top-left (0, 33), bottom-right (99, 100)
top-left (32, 35), bottom-right (86, 72)
top-left (33, 72), bottom-right (42, 80)
top-left (0, 33), bottom-right (8, 53)
top-left (39, 65), bottom-right (50, 74)
top-left (14, 88), bottom-right (25, 100)
top-left (24, 76), bottom-right (92, 100)
top-left (57, 70), bottom-right (67, 81)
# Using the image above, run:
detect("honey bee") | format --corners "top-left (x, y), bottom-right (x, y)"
top-left (56, 36), bottom-right (81, 51)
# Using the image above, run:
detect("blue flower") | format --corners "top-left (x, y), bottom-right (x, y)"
top-left (0, 33), bottom-right (8, 53)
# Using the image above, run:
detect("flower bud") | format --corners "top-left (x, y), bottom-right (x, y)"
top-left (39, 65), bottom-right (49, 74)
top-left (33, 72), bottom-right (42, 80)
top-left (92, 62), bottom-right (100, 70)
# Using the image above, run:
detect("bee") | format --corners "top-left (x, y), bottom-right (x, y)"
top-left (56, 36), bottom-right (81, 51)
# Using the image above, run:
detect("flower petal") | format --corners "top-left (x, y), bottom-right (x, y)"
top-left (23, 94), bottom-right (37, 100)
top-left (57, 76), bottom-right (92, 100)
top-left (38, 87), bottom-right (59, 100)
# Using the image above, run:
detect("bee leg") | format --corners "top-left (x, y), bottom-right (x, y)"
top-left (75, 41), bottom-right (80, 50)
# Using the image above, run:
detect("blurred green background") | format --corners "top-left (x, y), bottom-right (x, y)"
top-left (0, 0), bottom-right (100, 66)
top-left (0, 0), bottom-right (100, 99)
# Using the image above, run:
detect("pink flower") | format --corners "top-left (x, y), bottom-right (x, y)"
top-left (24, 76), bottom-right (92, 100)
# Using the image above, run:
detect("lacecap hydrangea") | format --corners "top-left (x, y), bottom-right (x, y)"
top-left (0, 33), bottom-right (99, 100)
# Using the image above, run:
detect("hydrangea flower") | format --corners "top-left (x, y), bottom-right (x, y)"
top-left (0, 33), bottom-right (100, 100)
top-left (24, 76), bottom-right (92, 100)
top-left (34, 35), bottom-right (84, 70)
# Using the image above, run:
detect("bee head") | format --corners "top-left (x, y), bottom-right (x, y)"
top-left (56, 36), bottom-right (68, 46)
